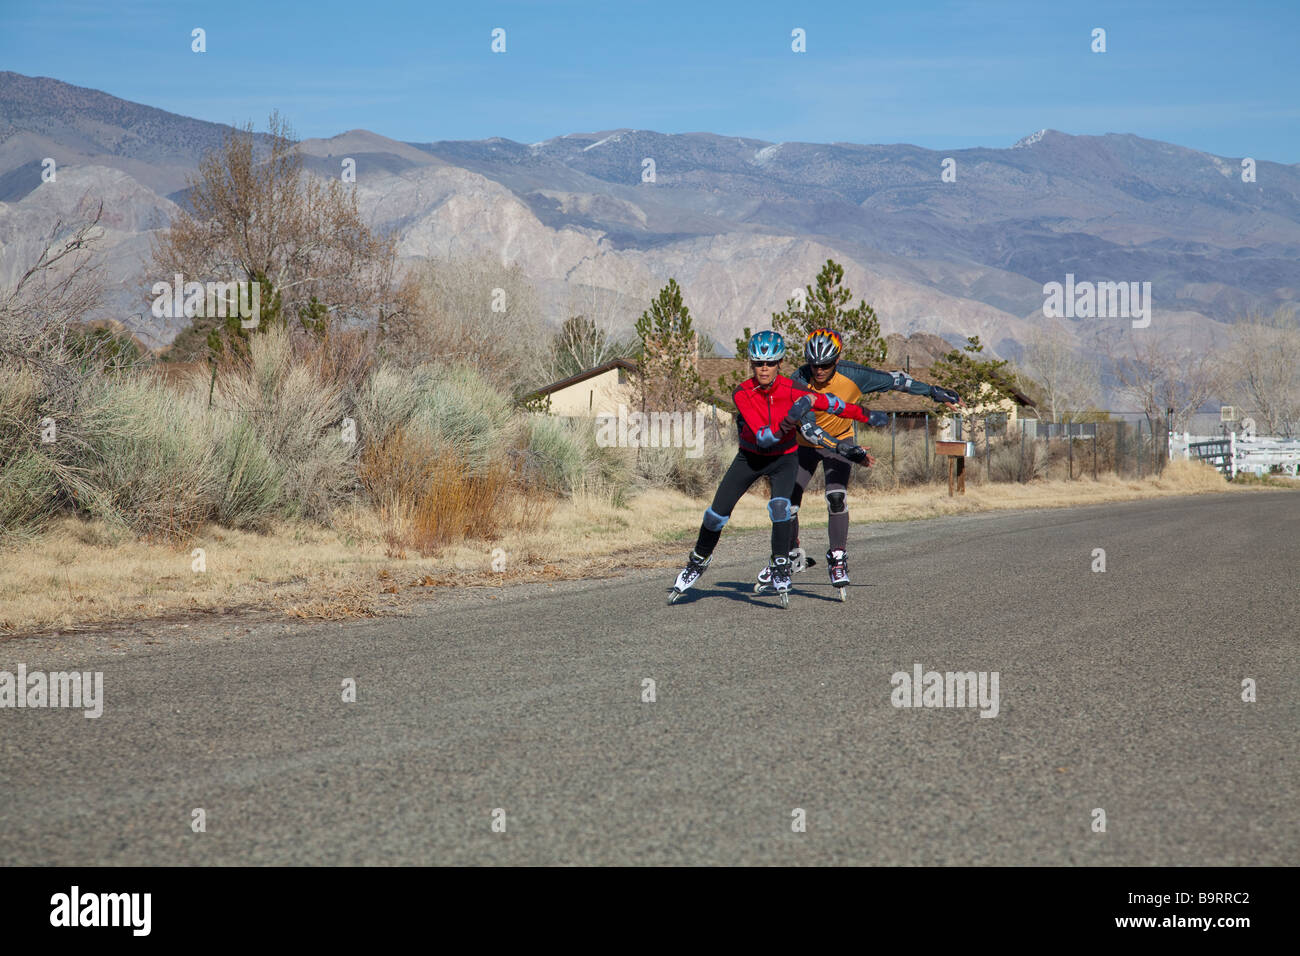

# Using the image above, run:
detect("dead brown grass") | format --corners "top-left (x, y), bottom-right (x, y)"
top-left (359, 427), bottom-right (543, 557)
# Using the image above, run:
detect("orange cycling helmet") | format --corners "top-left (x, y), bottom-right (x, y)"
top-left (804, 328), bottom-right (843, 365)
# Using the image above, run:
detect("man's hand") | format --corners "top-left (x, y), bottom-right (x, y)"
top-left (835, 440), bottom-right (871, 464)
top-left (755, 426), bottom-right (780, 449)
top-left (930, 385), bottom-right (963, 409)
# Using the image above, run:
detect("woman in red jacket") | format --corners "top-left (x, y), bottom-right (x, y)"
top-left (668, 330), bottom-right (873, 607)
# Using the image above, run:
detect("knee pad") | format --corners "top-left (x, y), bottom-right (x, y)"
top-left (702, 507), bottom-right (730, 532)
top-left (767, 497), bottom-right (793, 523)
top-left (826, 491), bottom-right (848, 514)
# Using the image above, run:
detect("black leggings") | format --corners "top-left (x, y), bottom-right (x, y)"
top-left (790, 445), bottom-right (854, 552)
top-left (692, 450), bottom-right (798, 560)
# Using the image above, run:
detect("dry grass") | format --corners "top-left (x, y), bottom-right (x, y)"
top-left (0, 459), bottom-right (1280, 635)
top-left (358, 426), bottom-right (535, 557)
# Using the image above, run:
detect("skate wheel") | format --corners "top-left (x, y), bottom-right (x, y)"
top-left (754, 581), bottom-right (768, 594)
top-left (779, 592), bottom-right (789, 609)
top-left (837, 587), bottom-right (847, 602)
top-left (668, 590), bottom-right (681, 605)
top-left (790, 548), bottom-right (807, 574)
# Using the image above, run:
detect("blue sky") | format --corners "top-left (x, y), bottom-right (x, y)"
top-left (3, 0), bottom-right (1297, 161)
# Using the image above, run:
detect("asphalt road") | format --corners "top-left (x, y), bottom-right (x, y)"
top-left (2, 491), bottom-right (1296, 865)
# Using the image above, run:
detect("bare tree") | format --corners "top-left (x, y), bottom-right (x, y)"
top-left (1221, 306), bottom-right (1300, 438)
top-left (1104, 325), bottom-right (1220, 436)
top-left (545, 283), bottom-right (642, 380)
top-left (151, 111), bottom-right (414, 358)
top-left (1, 200), bottom-right (105, 357)
top-left (1016, 321), bottom-right (1102, 423)
top-left (0, 198), bottom-right (130, 407)
top-left (387, 253), bottom-right (550, 393)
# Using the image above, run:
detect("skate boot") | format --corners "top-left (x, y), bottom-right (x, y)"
top-left (769, 554), bottom-right (793, 608)
top-left (827, 549), bottom-right (849, 601)
top-left (668, 550), bottom-right (711, 604)
top-left (755, 546), bottom-right (812, 591)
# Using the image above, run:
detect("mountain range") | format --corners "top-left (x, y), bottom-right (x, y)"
top-left (2, 70), bottom-right (1297, 361)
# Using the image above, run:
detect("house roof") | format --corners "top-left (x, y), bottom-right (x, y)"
top-left (697, 357), bottom-right (750, 388)
top-left (531, 358), bottom-right (638, 397)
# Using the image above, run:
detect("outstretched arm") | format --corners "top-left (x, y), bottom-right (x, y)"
top-left (836, 359), bottom-right (964, 408)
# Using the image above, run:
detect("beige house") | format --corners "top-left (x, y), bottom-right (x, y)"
top-left (530, 359), bottom-right (639, 416)
top-left (530, 358), bottom-right (720, 421)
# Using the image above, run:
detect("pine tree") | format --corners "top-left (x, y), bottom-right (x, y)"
top-left (719, 258), bottom-right (887, 398)
top-left (929, 335), bottom-right (1015, 416)
top-left (634, 278), bottom-right (703, 412)
top-left (201, 271), bottom-right (284, 359)
top-left (772, 259), bottom-right (887, 365)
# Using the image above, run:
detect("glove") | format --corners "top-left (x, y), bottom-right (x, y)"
top-left (865, 410), bottom-right (889, 428)
top-left (755, 426), bottom-right (780, 449)
top-left (930, 385), bottom-right (960, 405)
top-left (836, 440), bottom-right (869, 464)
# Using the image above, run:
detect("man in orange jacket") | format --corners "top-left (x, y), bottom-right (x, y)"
top-left (755, 327), bottom-right (962, 598)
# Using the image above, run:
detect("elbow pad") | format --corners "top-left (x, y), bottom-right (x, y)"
top-left (799, 420), bottom-right (829, 445)
top-left (889, 370), bottom-right (914, 391)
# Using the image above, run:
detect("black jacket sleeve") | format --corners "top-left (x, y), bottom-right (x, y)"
top-left (837, 359), bottom-right (949, 401)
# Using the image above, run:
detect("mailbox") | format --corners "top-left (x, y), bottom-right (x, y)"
top-left (934, 439), bottom-right (974, 496)
top-left (935, 440), bottom-right (975, 458)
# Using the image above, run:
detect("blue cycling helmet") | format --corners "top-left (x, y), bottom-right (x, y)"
top-left (747, 330), bottom-right (786, 362)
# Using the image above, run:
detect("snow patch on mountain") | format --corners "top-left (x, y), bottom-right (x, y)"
top-left (583, 130), bottom-right (636, 152)
top-left (1012, 129), bottom-right (1048, 149)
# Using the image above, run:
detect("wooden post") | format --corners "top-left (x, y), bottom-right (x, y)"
top-left (936, 440), bottom-right (973, 497)
top-left (985, 418), bottom-right (990, 482)
top-left (925, 413), bottom-right (930, 474)
top-left (890, 412), bottom-right (896, 477)
top-left (1020, 421), bottom-right (1026, 482)
top-left (1092, 433), bottom-right (1098, 480)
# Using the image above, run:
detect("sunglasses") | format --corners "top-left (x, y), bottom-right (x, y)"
top-left (751, 360), bottom-right (780, 367)
top-left (812, 361), bottom-right (836, 370)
